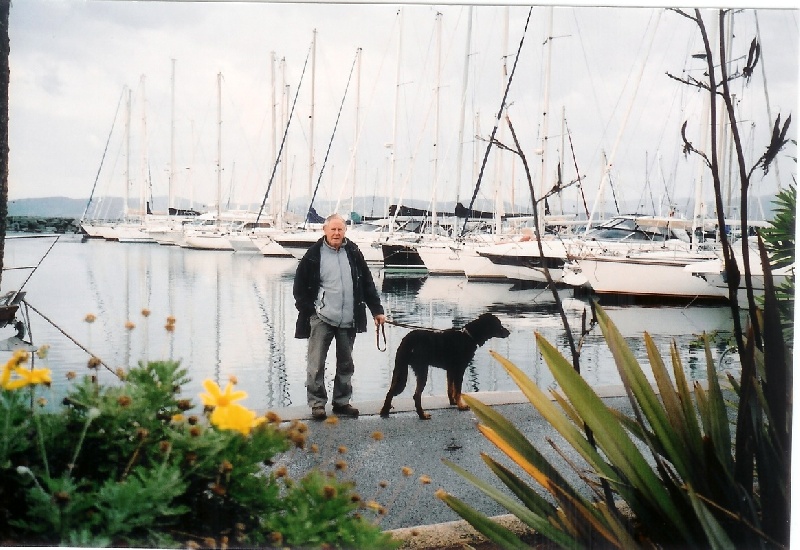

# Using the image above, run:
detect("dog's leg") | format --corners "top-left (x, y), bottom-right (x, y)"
top-left (412, 367), bottom-right (431, 420)
top-left (446, 373), bottom-right (457, 405)
top-left (380, 368), bottom-right (402, 418)
top-left (380, 395), bottom-right (393, 417)
top-left (452, 373), bottom-right (469, 411)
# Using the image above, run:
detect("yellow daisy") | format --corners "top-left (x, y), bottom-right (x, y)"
top-left (210, 403), bottom-right (265, 436)
top-left (199, 379), bottom-right (247, 408)
top-left (5, 366), bottom-right (52, 390)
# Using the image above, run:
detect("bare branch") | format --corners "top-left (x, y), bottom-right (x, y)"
top-left (680, 120), bottom-right (712, 168)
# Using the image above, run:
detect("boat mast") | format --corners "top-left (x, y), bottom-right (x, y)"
top-left (308, 29), bottom-right (317, 201)
top-left (538, 7), bottom-right (553, 231)
top-left (454, 5), bottom-right (473, 236)
top-left (124, 87), bottom-right (131, 221)
top-left (351, 47), bottom-right (362, 218)
top-left (281, 59), bottom-right (288, 227)
top-left (269, 51), bottom-right (278, 224)
top-left (496, 6), bottom-right (510, 236)
top-left (140, 75), bottom-right (149, 218)
top-left (431, 11), bottom-right (442, 233)
top-left (389, 9), bottom-right (403, 233)
top-left (169, 58), bottom-right (176, 215)
top-left (216, 72), bottom-right (222, 225)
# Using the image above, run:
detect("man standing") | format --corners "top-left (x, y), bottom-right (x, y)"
top-left (293, 214), bottom-right (386, 420)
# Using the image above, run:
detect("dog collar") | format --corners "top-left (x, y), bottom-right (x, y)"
top-left (461, 327), bottom-right (474, 340)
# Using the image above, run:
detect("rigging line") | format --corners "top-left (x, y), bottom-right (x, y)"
top-left (565, 119), bottom-right (590, 218)
top-left (461, 7), bottom-right (532, 237)
top-left (80, 86), bottom-right (126, 226)
top-left (303, 48), bottom-right (360, 228)
top-left (10, 236), bottom-right (60, 305)
top-left (255, 41), bottom-right (313, 225)
top-left (22, 299), bottom-right (116, 376)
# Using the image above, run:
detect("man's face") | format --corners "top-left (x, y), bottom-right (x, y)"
top-left (323, 218), bottom-right (347, 249)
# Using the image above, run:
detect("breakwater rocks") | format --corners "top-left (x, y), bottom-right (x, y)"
top-left (6, 216), bottom-right (81, 234)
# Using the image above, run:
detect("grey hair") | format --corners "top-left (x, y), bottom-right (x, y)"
top-left (323, 213), bottom-right (347, 228)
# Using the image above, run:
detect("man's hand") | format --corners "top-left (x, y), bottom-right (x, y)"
top-left (374, 314), bottom-right (386, 326)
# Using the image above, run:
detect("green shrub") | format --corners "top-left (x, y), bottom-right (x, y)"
top-left (0, 354), bottom-right (396, 548)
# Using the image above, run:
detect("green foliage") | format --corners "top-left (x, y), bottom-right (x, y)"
top-left (0, 359), bottom-right (394, 548)
top-left (263, 469), bottom-right (398, 549)
top-left (760, 182), bottom-right (795, 334)
top-left (440, 303), bottom-right (789, 548)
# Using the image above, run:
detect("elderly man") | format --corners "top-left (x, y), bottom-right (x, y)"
top-left (293, 214), bottom-right (386, 419)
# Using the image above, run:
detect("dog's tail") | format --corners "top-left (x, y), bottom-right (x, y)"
top-left (387, 338), bottom-right (411, 397)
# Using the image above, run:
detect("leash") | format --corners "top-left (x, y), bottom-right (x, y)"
top-left (375, 318), bottom-right (458, 352)
top-left (376, 323), bottom-right (387, 352)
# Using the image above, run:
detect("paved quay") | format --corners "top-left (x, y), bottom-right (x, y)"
top-left (270, 386), bottom-right (635, 535)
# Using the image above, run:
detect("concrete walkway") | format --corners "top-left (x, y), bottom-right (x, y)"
top-left (271, 386), bottom-right (635, 535)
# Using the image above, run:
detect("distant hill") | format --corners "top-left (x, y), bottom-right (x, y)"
top-left (6, 194), bottom-right (778, 221)
top-left (8, 197), bottom-right (90, 218)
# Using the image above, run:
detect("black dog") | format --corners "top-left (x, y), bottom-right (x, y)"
top-left (380, 313), bottom-right (510, 420)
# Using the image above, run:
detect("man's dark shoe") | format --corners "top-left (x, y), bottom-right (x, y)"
top-left (311, 406), bottom-right (327, 420)
top-left (332, 403), bottom-right (359, 418)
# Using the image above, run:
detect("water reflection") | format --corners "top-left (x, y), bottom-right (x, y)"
top-left (4, 238), bottom-right (738, 413)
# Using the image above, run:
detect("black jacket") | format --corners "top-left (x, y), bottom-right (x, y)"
top-left (293, 237), bottom-right (384, 339)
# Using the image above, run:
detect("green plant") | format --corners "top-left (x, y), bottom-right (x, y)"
top-left (0, 351), bottom-right (396, 548)
top-left (760, 182), bottom-right (795, 333)
top-left (437, 301), bottom-right (789, 548)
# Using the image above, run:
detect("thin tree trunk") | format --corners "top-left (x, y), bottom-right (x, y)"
top-left (0, 0), bottom-right (9, 288)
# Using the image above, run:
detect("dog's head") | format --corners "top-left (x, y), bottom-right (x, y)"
top-left (465, 313), bottom-right (511, 346)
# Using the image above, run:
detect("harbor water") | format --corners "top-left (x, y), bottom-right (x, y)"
top-left (2, 235), bottom-right (739, 413)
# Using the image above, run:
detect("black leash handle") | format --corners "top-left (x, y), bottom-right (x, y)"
top-left (376, 323), bottom-right (387, 352)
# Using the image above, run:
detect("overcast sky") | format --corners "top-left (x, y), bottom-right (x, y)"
top-left (7, 2), bottom-right (798, 219)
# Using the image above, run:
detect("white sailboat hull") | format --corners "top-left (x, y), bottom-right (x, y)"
top-left (181, 231), bottom-right (233, 251)
top-left (476, 239), bottom-right (569, 282)
top-left (578, 251), bottom-right (724, 299)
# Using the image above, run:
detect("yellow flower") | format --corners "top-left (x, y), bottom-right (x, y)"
top-left (84, 313), bottom-right (97, 323)
top-left (141, 308), bottom-right (151, 318)
top-left (3, 349), bottom-right (30, 379)
top-left (5, 366), bottom-right (52, 390)
top-left (199, 379), bottom-right (247, 408)
top-left (210, 403), bottom-right (265, 435)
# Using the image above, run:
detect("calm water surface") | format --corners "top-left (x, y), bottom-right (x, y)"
top-left (2, 236), bottom-right (739, 412)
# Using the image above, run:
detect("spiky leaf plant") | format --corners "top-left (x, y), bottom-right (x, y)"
top-left (438, 302), bottom-right (788, 548)
top-left (759, 182), bottom-right (795, 334)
